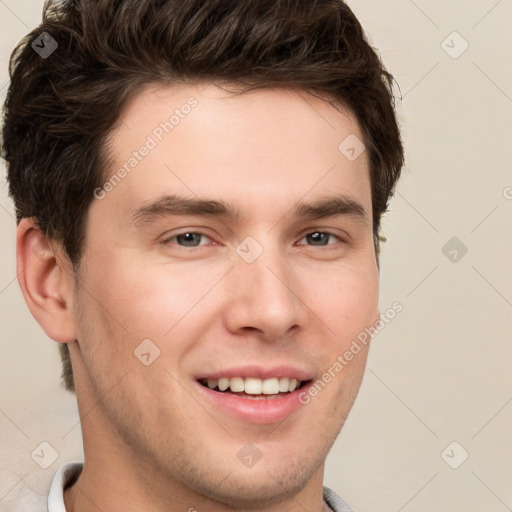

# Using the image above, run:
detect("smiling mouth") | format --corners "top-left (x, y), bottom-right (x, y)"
top-left (197, 377), bottom-right (311, 399)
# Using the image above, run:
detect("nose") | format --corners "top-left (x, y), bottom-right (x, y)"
top-left (222, 240), bottom-right (307, 342)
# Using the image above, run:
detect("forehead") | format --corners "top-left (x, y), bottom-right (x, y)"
top-left (97, 82), bottom-right (371, 225)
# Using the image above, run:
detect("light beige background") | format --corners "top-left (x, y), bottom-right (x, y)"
top-left (1, 1), bottom-right (511, 511)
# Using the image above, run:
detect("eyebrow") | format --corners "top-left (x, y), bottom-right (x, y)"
top-left (130, 193), bottom-right (369, 226)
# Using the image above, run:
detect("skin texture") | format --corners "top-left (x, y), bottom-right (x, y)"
top-left (17, 83), bottom-right (380, 512)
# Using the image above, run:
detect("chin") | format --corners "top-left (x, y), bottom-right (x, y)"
top-left (179, 449), bottom-right (324, 510)
top-left (198, 467), bottom-right (315, 509)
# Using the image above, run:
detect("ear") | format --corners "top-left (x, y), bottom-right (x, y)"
top-left (16, 218), bottom-right (77, 343)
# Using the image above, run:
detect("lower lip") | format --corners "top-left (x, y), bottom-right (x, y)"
top-left (195, 381), bottom-right (312, 424)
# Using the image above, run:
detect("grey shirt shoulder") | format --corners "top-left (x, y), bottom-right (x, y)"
top-left (323, 486), bottom-right (356, 512)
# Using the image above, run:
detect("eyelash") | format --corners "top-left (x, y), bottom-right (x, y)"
top-left (160, 230), bottom-right (345, 249)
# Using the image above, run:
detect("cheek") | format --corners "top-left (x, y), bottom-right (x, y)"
top-left (81, 257), bottom-right (213, 339)
top-left (308, 262), bottom-right (379, 342)
top-left (76, 258), bottom-right (232, 384)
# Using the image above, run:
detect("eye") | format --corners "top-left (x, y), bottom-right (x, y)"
top-left (162, 231), bottom-right (212, 248)
top-left (160, 230), bottom-right (345, 250)
top-left (297, 231), bottom-right (343, 247)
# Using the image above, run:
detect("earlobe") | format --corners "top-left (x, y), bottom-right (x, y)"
top-left (16, 218), bottom-right (77, 343)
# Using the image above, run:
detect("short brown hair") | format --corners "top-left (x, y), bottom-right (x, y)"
top-left (2, 0), bottom-right (404, 393)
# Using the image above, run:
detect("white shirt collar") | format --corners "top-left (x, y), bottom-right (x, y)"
top-left (47, 462), bottom-right (83, 512)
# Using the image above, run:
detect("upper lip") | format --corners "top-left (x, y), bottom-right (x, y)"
top-left (195, 365), bottom-right (313, 382)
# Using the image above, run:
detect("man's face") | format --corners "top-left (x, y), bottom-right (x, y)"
top-left (70, 83), bottom-right (379, 507)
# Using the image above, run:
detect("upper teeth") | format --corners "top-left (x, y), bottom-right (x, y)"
top-left (205, 377), bottom-right (300, 394)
